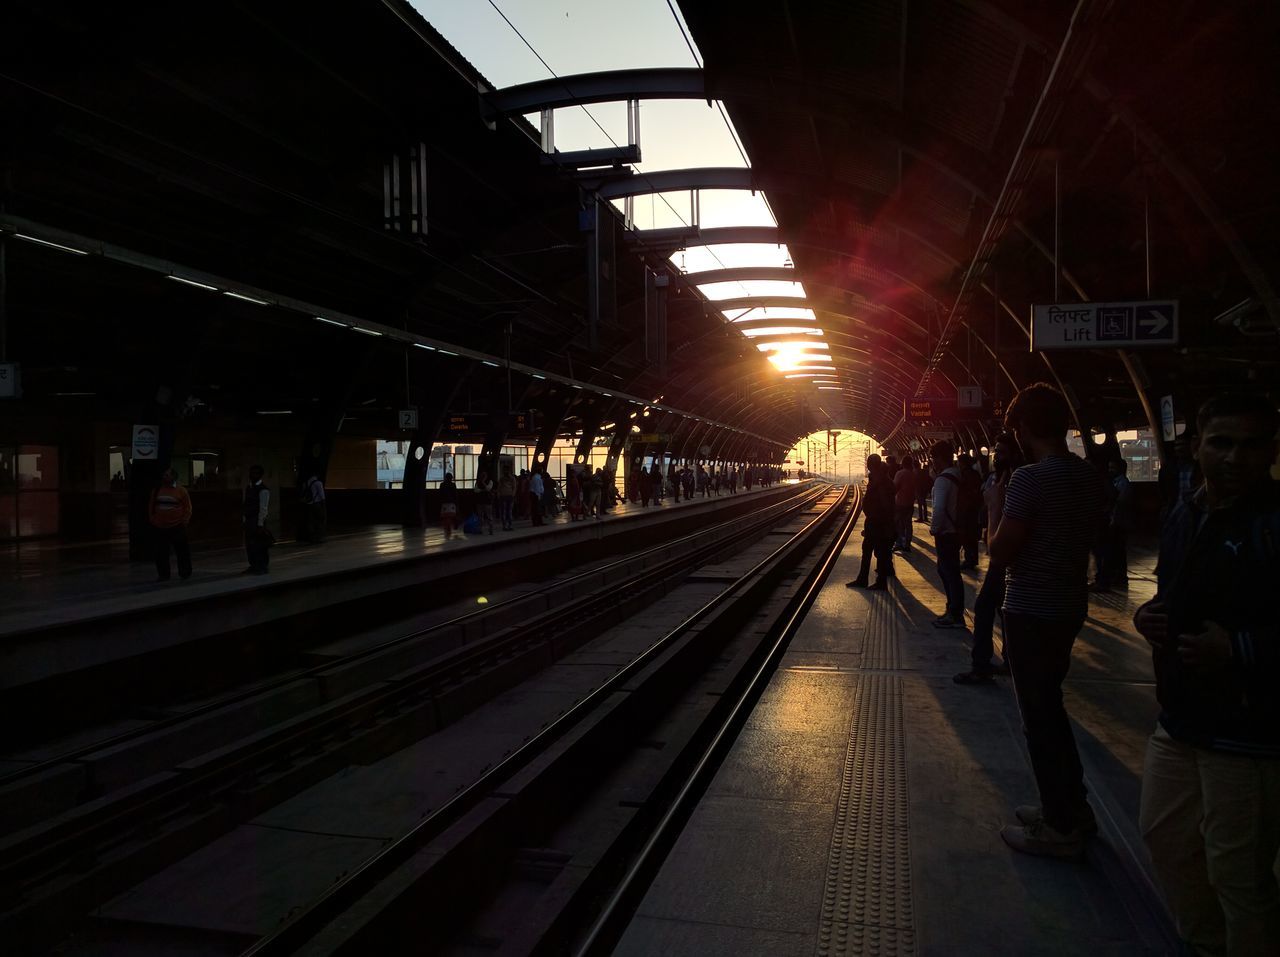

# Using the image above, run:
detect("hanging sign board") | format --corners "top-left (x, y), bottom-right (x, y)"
top-left (398, 409), bottom-right (418, 430)
top-left (1031, 301), bottom-right (1178, 350)
top-left (957, 385), bottom-right (983, 409)
top-left (445, 411), bottom-right (534, 436)
top-left (905, 397), bottom-right (999, 423)
top-left (131, 424), bottom-right (159, 461)
top-left (0, 363), bottom-right (18, 398)
top-left (1160, 395), bottom-right (1176, 442)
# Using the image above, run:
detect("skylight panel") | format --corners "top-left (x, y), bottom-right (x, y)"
top-left (699, 280), bottom-right (806, 301)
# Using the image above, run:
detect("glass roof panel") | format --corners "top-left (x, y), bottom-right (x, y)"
top-left (699, 280), bottom-right (806, 301)
top-left (725, 306), bottom-right (817, 323)
top-left (674, 243), bottom-right (792, 274)
top-left (739, 326), bottom-right (824, 337)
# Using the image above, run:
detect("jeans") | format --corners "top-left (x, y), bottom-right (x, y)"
top-left (970, 563), bottom-right (1006, 671)
top-left (154, 525), bottom-right (192, 580)
top-left (1004, 611), bottom-right (1088, 832)
top-left (530, 492), bottom-right (544, 525)
top-left (245, 527), bottom-right (270, 573)
top-left (498, 496), bottom-right (514, 528)
top-left (856, 536), bottom-right (894, 583)
top-left (933, 533), bottom-right (964, 619)
top-left (1097, 526), bottom-right (1129, 585)
top-left (895, 504), bottom-right (914, 551)
top-left (1140, 725), bottom-right (1280, 957)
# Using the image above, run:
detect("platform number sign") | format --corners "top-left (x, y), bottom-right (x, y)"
top-left (957, 385), bottom-right (982, 409)
top-left (399, 409), bottom-right (419, 431)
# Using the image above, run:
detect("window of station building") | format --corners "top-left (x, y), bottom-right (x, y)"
top-left (1, 445), bottom-right (60, 540)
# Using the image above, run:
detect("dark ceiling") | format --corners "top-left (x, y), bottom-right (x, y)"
top-left (2, 0), bottom-right (1276, 458)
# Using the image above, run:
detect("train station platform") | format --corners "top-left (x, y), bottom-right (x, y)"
top-left (616, 521), bottom-right (1174, 956)
top-left (0, 483), bottom-right (803, 695)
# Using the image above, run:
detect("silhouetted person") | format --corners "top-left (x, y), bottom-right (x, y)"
top-left (929, 442), bottom-right (965, 628)
top-left (149, 468), bottom-right (192, 581)
top-left (243, 465), bottom-right (271, 574)
top-left (989, 383), bottom-right (1104, 858)
top-left (1135, 393), bottom-right (1280, 956)
top-left (848, 456), bottom-right (896, 589)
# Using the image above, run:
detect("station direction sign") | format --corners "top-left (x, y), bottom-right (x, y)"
top-left (905, 396), bottom-right (1001, 424)
top-left (1031, 300), bottom-right (1178, 350)
top-left (445, 411), bottom-right (535, 437)
top-left (630, 432), bottom-right (671, 444)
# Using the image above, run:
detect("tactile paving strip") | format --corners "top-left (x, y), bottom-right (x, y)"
top-left (815, 673), bottom-right (916, 955)
top-left (861, 587), bottom-right (901, 672)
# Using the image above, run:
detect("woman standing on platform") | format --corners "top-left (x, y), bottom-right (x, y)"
top-left (439, 472), bottom-right (459, 540)
top-left (474, 469), bottom-right (494, 534)
top-left (497, 470), bottom-right (516, 531)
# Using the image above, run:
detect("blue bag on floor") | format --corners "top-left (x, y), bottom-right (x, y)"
top-left (462, 513), bottom-right (482, 535)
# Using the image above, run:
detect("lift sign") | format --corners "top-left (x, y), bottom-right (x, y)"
top-left (1031, 301), bottom-right (1178, 350)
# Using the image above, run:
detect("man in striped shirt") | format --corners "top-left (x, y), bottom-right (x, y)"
top-left (988, 383), bottom-right (1105, 858)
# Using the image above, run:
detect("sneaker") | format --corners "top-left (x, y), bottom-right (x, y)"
top-left (868, 579), bottom-right (888, 591)
top-left (952, 670), bottom-right (995, 685)
top-left (999, 821), bottom-right (1084, 859)
top-left (846, 578), bottom-right (869, 589)
top-left (933, 616), bottom-right (963, 629)
top-left (1014, 804), bottom-right (1098, 837)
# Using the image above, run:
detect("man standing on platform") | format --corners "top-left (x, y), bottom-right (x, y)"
top-left (988, 383), bottom-right (1103, 857)
top-left (242, 464), bottom-right (271, 575)
top-left (892, 457), bottom-right (917, 553)
top-left (1135, 392), bottom-right (1280, 957)
top-left (928, 441), bottom-right (965, 629)
top-left (528, 466), bottom-right (545, 527)
top-left (149, 467), bottom-right (192, 581)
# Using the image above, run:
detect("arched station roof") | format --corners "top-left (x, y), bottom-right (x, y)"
top-left (2, 0), bottom-right (1276, 460)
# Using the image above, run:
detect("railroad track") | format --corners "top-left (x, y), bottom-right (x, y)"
top-left (236, 484), bottom-right (861, 956)
top-left (2, 483), bottom-right (833, 951)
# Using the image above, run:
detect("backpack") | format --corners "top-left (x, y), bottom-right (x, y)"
top-left (462, 512), bottom-right (482, 534)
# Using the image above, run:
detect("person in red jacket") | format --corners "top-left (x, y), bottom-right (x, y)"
top-left (149, 468), bottom-right (193, 581)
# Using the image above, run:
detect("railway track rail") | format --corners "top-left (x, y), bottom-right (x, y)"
top-left (2, 483), bottom-right (831, 951)
top-left (238, 485), bottom-right (861, 956)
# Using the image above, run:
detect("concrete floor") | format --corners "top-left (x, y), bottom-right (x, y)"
top-left (617, 520), bottom-right (1168, 957)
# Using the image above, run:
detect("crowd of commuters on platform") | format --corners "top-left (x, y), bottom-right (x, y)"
top-left (853, 384), bottom-right (1278, 955)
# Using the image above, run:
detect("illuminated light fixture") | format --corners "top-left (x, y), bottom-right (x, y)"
top-left (601, 392), bottom-right (613, 397)
top-left (438, 350), bottom-right (458, 356)
top-left (756, 341), bottom-right (829, 352)
top-left (413, 342), bottom-right (436, 350)
top-left (531, 373), bottom-right (546, 379)
top-left (224, 291), bottom-right (270, 305)
top-left (818, 387), bottom-right (842, 391)
top-left (256, 409), bottom-right (293, 415)
top-left (13, 233), bottom-right (89, 255)
top-left (740, 326), bottom-right (823, 337)
top-left (352, 326), bottom-right (383, 337)
top-left (168, 274), bottom-right (219, 291)
top-left (53, 391), bottom-right (96, 396)
top-left (784, 373), bottom-right (825, 378)
top-left (571, 384), bottom-right (582, 389)
top-left (315, 316), bottom-right (347, 327)
top-left (481, 360), bottom-right (500, 367)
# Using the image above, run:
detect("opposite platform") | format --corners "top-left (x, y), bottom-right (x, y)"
top-left (617, 521), bottom-right (1170, 956)
top-left (0, 483), bottom-right (805, 691)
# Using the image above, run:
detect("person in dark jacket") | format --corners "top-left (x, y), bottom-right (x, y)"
top-left (1134, 393), bottom-right (1280, 957)
top-left (847, 455), bottom-right (896, 589)
top-left (242, 464), bottom-right (270, 574)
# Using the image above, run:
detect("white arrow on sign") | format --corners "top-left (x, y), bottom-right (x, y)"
top-left (1140, 309), bottom-right (1171, 336)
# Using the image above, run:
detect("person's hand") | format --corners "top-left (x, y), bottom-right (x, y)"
top-left (1177, 621), bottom-right (1233, 667)
top-left (1134, 600), bottom-right (1169, 648)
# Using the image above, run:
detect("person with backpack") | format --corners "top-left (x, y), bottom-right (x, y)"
top-left (929, 442), bottom-right (966, 628)
top-left (1134, 393), bottom-right (1280, 956)
top-left (847, 455), bottom-right (896, 589)
top-left (954, 432), bottom-right (1022, 685)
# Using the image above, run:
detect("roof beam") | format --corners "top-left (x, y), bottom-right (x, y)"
top-left (486, 67), bottom-right (706, 115)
